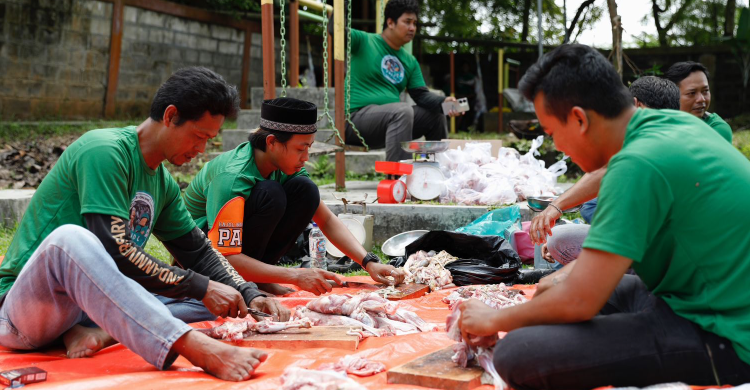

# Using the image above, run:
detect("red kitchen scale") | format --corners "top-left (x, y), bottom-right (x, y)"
top-left (375, 161), bottom-right (413, 203)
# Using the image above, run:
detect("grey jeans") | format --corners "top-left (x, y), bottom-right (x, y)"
top-left (345, 102), bottom-right (448, 162)
top-left (546, 224), bottom-right (590, 265)
top-left (0, 225), bottom-right (193, 370)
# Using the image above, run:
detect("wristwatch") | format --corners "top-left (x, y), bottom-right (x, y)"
top-left (361, 252), bottom-right (380, 269)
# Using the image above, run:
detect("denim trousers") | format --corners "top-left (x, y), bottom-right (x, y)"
top-left (0, 225), bottom-right (193, 370)
top-left (546, 224), bottom-right (590, 265)
top-left (494, 275), bottom-right (750, 390)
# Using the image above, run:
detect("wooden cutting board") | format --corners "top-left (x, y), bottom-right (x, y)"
top-left (387, 346), bottom-right (484, 390)
top-left (376, 283), bottom-right (430, 300)
top-left (232, 326), bottom-right (360, 350)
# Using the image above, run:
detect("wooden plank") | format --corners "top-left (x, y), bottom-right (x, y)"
top-left (262, 2), bottom-right (276, 100)
top-left (231, 326), bottom-right (359, 350)
top-left (387, 346), bottom-right (484, 390)
top-left (289, 0), bottom-right (299, 89)
top-left (118, 0), bottom-right (261, 32)
top-left (103, 0), bottom-right (123, 118)
top-left (376, 283), bottom-right (429, 301)
top-left (333, 0), bottom-right (346, 191)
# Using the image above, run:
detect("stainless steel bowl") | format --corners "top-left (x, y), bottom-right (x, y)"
top-left (526, 196), bottom-right (582, 213)
top-left (381, 230), bottom-right (429, 257)
top-left (401, 141), bottom-right (450, 154)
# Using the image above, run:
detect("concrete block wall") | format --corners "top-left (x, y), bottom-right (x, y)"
top-left (0, 0), bottom-right (112, 119)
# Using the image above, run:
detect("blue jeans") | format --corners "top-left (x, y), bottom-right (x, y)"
top-left (580, 197), bottom-right (598, 224)
top-left (155, 295), bottom-right (216, 323)
top-left (0, 225), bottom-right (193, 370)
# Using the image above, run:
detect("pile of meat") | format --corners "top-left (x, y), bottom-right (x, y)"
top-left (197, 317), bottom-right (313, 341)
top-left (403, 250), bottom-right (457, 291)
top-left (292, 292), bottom-right (438, 337)
top-left (446, 306), bottom-right (505, 390)
top-left (443, 284), bottom-right (528, 310)
top-left (281, 367), bottom-right (367, 390)
top-left (436, 137), bottom-right (567, 205)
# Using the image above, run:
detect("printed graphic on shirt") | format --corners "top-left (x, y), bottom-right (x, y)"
top-left (381, 55), bottom-right (405, 84)
top-left (129, 191), bottom-right (155, 248)
top-left (208, 196), bottom-right (245, 256)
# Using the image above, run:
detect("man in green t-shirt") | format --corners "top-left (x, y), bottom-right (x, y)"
top-left (343, 0), bottom-right (463, 162)
top-left (457, 45), bottom-right (750, 388)
top-left (0, 67), bottom-right (284, 382)
top-left (184, 98), bottom-right (406, 296)
top-left (665, 61), bottom-right (733, 142)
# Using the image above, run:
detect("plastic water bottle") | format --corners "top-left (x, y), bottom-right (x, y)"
top-left (308, 222), bottom-right (328, 270)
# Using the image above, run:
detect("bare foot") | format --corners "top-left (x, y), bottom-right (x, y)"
top-left (257, 283), bottom-right (296, 296)
top-left (62, 325), bottom-right (116, 358)
top-left (173, 330), bottom-right (268, 381)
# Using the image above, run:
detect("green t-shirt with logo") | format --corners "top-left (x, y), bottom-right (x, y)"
top-left (0, 127), bottom-right (196, 296)
top-left (183, 142), bottom-right (309, 255)
top-left (583, 108), bottom-right (750, 364)
top-left (348, 29), bottom-right (426, 111)
top-left (703, 112), bottom-right (732, 143)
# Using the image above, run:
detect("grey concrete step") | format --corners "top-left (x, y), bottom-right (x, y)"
top-left (251, 87), bottom-right (337, 110)
top-left (222, 129), bottom-right (339, 152)
top-left (307, 150), bottom-right (385, 175)
top-left (0, 189), bottom-right (35, 228)
top-left (237, 109), bottom-right (336, 131)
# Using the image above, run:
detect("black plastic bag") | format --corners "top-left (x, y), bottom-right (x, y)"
top-left (278, 223), bottom-right (313, 265)
top-left (404, 231), bottom-right (522, 286)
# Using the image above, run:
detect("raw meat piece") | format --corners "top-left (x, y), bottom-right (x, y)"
top-left (252, 318), bottom-right (313, 334)
top-left (280, 367), bottom-right (367, 390)
top-left (386, 308), bottom-right (439, 332)
top-left (196, 317), bottom-right (314, 341)
top-left (445, 305), bottom-right (504, 389)
top-left (373, 316), bottom-right (419, 336)
top-left (317, 355), bottom-right (386, 376)
top-left (402, 250), bottom-right (457, 291)
top-left (306, 294), bottom-right (351, 315)
top-left (293, 306), bottom-right (382, 336)
top-left (443, 284), bottom-right (527, 310)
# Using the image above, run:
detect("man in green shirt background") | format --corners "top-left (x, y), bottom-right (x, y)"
top-left (457, 45), bottom-right (750, 388)
top-left (343, 0), bottom-right (463, 162)
top-left (0, 67), bottom-right (283, 382)
top-left (665, 61), bottom-right (733, 142)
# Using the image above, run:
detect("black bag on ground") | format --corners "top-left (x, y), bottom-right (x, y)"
top-left (404, 231), bottom-right (522, 286)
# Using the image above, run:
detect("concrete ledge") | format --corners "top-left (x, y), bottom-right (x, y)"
top-left (250, 87), bottom-right (336, 109)
top-left (0, 190), bottom-right (35, 228)
top-left (324, 201), bottom-right (533, 244)
top-left (308, 150), bottom-right (385, 175)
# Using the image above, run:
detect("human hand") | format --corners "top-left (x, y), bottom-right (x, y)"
top-left (458, 299), bottom-right (501, 347)
top-left (541, 243), bottom-right (555, 263)
top-left (202, 280), bottom-right (248, 318)
top-left (443, 96), bottom-right (464, 117)
top-left (293, 268), bottom-right (343, 295)
top-left (366, 261), bottom-right (406, 286)
top-left (529, 204), bottom-right (562, 245)
top-left (249, 296), bottom-right (290, 322)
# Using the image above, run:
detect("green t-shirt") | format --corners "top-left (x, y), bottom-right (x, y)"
top-left (349, 29), bottom-right (426, 111)
top-left (183, 142), bottom-right (309, 255)
top-left (583, 108), bottom-right (750, 364)
top-left (703, 112), bottom-right (732, 143)
top-left (0, 127), bottom-right (196, 296)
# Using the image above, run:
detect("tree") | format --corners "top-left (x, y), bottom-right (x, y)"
top-left (644, 0), bottom-right (741, 47)
top-left (564, 0), bottom-right (596, 44)
top-left (725, 0), bottom-right (737, 37)
top-left (650, 0), bottom-right (697, 46)
top-left (607, 0), bottom-right (622, 77)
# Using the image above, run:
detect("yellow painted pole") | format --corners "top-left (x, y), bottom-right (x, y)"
top-left (334, 0), bottom-right (346, 190)
top-left (375, 0), bottom-right (383, 34)
top-left (497, 49), bottom-right (503, 133)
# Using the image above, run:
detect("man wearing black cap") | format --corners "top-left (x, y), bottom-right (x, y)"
top-left (185, 97), bottom-right (406, 296)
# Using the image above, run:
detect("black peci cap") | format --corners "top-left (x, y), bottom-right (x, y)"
top-left (259, 97), bottom-right (317, 134)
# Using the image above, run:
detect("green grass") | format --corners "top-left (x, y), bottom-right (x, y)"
top-left (0, 225), bottom-right (17, 257)
top-left (733, 130), bottom-right (750, 161)
top-left (0, 120), bottom-right (139, 142)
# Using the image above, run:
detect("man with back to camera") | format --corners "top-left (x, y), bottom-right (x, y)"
top-left (0, 67), bottom-right (288, 381)
top-left (458, 45), bottom-right (750, 388)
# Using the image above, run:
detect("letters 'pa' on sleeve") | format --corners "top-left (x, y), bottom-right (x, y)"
top-left (207, 196), bottom-right (244, 256)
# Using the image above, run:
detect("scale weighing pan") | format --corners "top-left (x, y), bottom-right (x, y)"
top-left (326, 217), bottom-right (367, 258)
top-left (400, 140), bottom-right (450, 154)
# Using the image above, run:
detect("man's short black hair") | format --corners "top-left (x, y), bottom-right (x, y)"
top-left (150, 67), bottom-right (240, 125)
top-left (249, 129), bottom-right (293, 152)
top-left (664, 61), bottom-right (710, 86)
top-left (518, 44), bottom-right (633, 123)
top-left (629, 76), bottom-right (680, 110)
top-left (383, 0), bottom-right (419, 30)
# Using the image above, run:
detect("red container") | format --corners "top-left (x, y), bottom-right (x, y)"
top-left (374, 161), bottom-right (413, 176)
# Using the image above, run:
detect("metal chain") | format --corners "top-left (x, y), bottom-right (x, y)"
top-left (318, 5), bottom-right (344, 145)
top-left (279, 0), bottom-right (288, 97)
top-left (345, 0), bottom-right (368, 149)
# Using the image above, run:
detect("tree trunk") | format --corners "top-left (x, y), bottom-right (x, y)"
top-left (564, 0), bottom-right (595, 43)
top-left (651, 0), bottom-right (667, 46)
top-left (521, 0), bottom-right (532, 42)
top-left (651, 0), bottom-right (698, 47)
top-left (725, 0), bottom-right (737, 37)
top-left (607, 0), bottom-right (622, 78)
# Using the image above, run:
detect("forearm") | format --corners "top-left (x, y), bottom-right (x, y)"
top-left (408, 87), bottom-right (445, 112)
top-left (552, 167), bottom-right (606, 210)
top-left (225, 253), bottom-right (298, 284)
